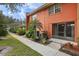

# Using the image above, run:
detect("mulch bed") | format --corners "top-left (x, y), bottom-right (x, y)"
top-left (59, 43), bottom-right (79, 56)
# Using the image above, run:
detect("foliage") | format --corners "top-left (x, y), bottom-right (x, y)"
top-left (0, 11), bottom-right (5, 25)
top-left (40, 31), bottom-right (49, 44)
top-left (16, 28), bottom-right (26, 35)
top-left (0, 3), bottom-right (25, 13)
top-left (0, 11), bottom-right (8, 36)
top-left (26, 28), bottom-right (36, 40)
top-left (29, 19), bottom-right (42, 30)
top-left (26, 31), bottom-right (31, 38)
top-left (26, 19), bottom-right (49, 43)
top-left (0, 11), bottom-right (18, 25)
top-left (0, 11), bottom-right (19, 35)
top-left (26, 19), bottom-right (42, 41)
top-left (42, 31), bottom-right (49, 39)
top-left (0, 25), bottom-right (8, 36)
top-left (9, 27), bottom-right (17, 33)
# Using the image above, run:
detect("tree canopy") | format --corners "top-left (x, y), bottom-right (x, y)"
top-left (0, 11), bottom-right (19, 26)
top-left (0, 3), bottom-right (25, 13)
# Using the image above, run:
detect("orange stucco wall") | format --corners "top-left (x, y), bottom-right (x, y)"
top-left (27, 3), bottom-right (78, 42)
top-left (76, 4), bottom-right (79, 42)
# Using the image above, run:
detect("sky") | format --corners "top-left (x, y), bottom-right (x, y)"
top-left (0, 3), bottom-right (43, 20)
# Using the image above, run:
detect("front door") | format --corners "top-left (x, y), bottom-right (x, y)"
top-left (58, 24), bottom-right (65, 37)
top-left (66, 22), bottom-right (74, 40)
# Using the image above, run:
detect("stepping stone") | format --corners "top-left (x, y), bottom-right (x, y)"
top-left (0, 46), bottom-right (6, 51)
top-left (47, 42), bottom-right (61, 50)
top-left (0, 37), bottom-right (7, 40)
top-left (0, 46), bottom-right (13, 55)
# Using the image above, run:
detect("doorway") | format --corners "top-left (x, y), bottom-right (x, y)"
top-left (52, 22), bottom-right (74, 41)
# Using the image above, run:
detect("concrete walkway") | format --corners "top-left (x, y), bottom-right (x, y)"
top-left (9, 33), bottom-right (70, 56)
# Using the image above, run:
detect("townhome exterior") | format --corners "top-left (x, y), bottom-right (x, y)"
top-left (26, 3), bottom-right (79, 43)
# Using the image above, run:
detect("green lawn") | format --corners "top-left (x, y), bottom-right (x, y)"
top-left (0, 35), bottom-right (42, 56)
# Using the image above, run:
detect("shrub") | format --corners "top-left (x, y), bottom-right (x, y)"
top-left (26, 19), bottom-right (42, 40)
top-left (0, 25), bottom-right (7, 36)
top-left (9, 27), bottom-right (17, 33)
top-left (42, 31), bottom-right (49, 39)
top-left (0, 29), bottom-right (7, 36)
top-left (31, 33), bottom-right (36, 40)
top-left (26, 31), bottom-right (31, 38)
top-left (40, 31), bottom-right (49, 44)
top-left (34, 31), bottom-right (40, 42)
top-left (16, 28), bottom-right (26, 35)
top-left (26, 29), bottom-right (35, 39)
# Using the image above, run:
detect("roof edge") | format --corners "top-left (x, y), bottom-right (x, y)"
top-left (26, 3), bottom-right (54, 16)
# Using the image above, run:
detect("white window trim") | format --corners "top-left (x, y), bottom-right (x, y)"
top-left (32, 14), bottom-right (37, 20)
top-left (48, 4), bottom-right (61, 15)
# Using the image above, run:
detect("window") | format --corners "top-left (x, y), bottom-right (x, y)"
top-left (48, 4), bottom-right (61, 15)
top-left (48, 5), bottom-right (54, 15)
top-left (55, 4), bottom-right (61, 13)
top-left (32, 14), bottom-right (37, 20)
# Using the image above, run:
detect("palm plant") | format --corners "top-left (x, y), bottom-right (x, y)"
top-left (26, 19), bottom-right (42, 40)
top-left (29, 19), bottom-right (42, 30)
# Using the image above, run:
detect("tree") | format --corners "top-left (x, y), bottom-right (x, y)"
top-left (0, 11), bottom-right (8, 36)
top-left (26, 19), bottom-right (42, 40)
top-left (0, 11), bottom-right (17, 25)
top-left (0, 11), bottom-right (19, 36)
top-left (0, 3), bottom-right (25, 13)
top-left (29, 19), bottom-right (42, 31)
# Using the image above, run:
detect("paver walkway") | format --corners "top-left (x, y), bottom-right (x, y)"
top-left (47, 38), bottom-right (74, 50)
top-left (0, 46), bottom-right (13, 56)
top-left (9, 33), bottom-right (70, 56)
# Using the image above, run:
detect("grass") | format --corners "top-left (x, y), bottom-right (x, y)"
top-left (0, 35), bottom-right (42, 56)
